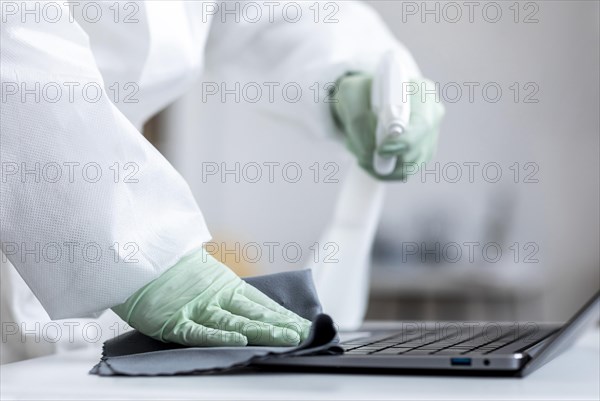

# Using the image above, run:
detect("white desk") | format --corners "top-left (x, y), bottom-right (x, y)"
top-left (2, 327), bottom-right (599, 400)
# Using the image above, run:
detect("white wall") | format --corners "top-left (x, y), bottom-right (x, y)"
top-left (163, 1), bottom-right (599, 321)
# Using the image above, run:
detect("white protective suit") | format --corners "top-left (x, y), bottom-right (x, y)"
top-left (0, 0), bottom-right (420, 362)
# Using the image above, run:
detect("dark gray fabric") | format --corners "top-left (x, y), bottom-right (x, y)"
top-left (90, 269), bottom-right (340, 376)
top-left (244, 269), bottom-right (322, 320)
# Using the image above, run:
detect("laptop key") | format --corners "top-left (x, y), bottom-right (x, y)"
top-left (372, 348), bottom-right (403, 355)
top-left (346, 349), bottom-right (375, 355)
top-left (404, 349), bottom-right (434, 355)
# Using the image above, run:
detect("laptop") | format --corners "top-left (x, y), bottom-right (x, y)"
top-left (255, 290), bottom-right (599, 377)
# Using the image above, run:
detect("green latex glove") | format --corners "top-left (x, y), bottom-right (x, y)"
top-left (332, 74), bottom-right (445, 181)
top-left (112, 250), bottom-right (311, 347)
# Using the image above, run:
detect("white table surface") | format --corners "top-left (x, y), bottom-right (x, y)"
top-left (2, 327), bottom-right (599, 400)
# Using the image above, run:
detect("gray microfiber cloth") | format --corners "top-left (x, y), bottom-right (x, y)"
top-left (90, 269), bottom-right (341, 376)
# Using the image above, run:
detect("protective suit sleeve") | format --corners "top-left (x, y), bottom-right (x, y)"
top-left (203, 1), bottom-right (421, 140)
top-left (0, 7), bottom-right (211, 319)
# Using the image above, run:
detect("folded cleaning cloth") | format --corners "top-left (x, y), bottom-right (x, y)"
top-left (90, 269), bottom-right (341, 376)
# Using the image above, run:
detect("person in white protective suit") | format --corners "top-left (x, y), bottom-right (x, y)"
top-left (0, 1), bottom-right (444, 363)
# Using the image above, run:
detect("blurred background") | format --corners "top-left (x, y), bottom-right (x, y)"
top-left (146, 0), bottom-right (599, 323)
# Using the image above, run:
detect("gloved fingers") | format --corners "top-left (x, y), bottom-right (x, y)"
top-left (163, 319), bottom-right (248, 347)
top-left (376, 79), bottom-right (444, 159)
top-left (370, 147), bottom-right (429, 182)
top-left (376, 130), bottom-right (428, 157)
top-left (423, 126), bottom-right (441, 162)
top-left (230, 290), bottom-right (305, 327)
top-left (408, 79), bottom-right (446, 127)
top-left (401, 137), bottom-right (429, 165)
top-left (345, 112), bottom-right (378, 160)
top-left (376, 137), bottom-right (409, 155)
top-left (198, 308), bottom-right (301, 346)
top-left (335, 74), bottom-right (378, 159)
top-left (242, 284), bottom-right (313, 326)
top-left (377, 123), bottom-right (441, 166)
top-left (227, 292), bottom-right (311, 341)
top-left (334, 74), bottom-right (372, 124)
top-left (376, 111), bottom-right (438, 159)
top-left (404, 120), bottom-right (442, 165)
top-left (227, 299), bottom-right (309, 344)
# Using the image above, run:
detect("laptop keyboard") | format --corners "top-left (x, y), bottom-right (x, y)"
top-left (342, 326), bottom-right (543, 356)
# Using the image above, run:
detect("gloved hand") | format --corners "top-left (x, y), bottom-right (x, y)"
top-left (112, 249), bottom-right (312, 347)
top-left (331, 74), bottom-right (445, 181)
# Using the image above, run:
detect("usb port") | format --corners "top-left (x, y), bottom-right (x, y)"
top-left (450, 358), bottom-right (472, 366)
